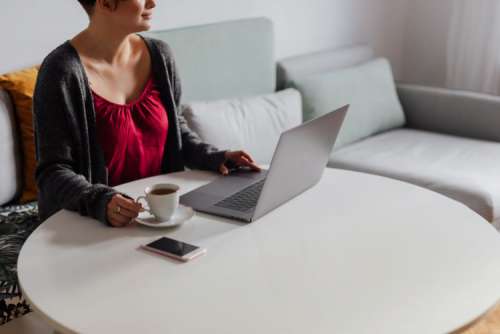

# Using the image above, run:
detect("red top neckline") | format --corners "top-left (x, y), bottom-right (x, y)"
top-left (91, 77), bottom-right (154, 108)
top-left (92, 77), bottom-right (169, 187)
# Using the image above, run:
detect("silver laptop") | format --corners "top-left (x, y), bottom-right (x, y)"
top-left (180, 105), bottom-right (349, 222)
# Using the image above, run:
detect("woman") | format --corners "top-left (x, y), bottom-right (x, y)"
top-left (33, 0), bottom-right (260, 227)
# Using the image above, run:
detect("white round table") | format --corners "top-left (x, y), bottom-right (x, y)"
top-left (18, 169), bottom-right (500, 334)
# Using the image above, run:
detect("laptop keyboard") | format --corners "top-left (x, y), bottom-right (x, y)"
top-left (214, 178), bottom-right (266, 212)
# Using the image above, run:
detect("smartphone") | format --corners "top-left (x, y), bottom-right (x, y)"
top-left (141, 237), bottom-right (206, 262)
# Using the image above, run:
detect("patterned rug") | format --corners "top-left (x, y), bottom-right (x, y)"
top-left (0, 202), bottom-right (39, 325)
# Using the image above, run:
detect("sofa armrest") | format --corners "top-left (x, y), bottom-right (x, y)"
top-left (397, 84), bottom-right (500, 142)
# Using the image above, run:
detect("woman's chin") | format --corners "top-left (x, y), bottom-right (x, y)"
top-left (134, 23), bottom-right (152, 33)
top-left (142, 22), bottom-right (152, 30)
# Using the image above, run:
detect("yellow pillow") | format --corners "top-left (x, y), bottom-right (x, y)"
top-left (0, 66), bottom-right (39, 203)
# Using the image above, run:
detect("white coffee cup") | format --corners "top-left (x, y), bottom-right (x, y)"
top-left (136, 183), bottom-right (180, 221)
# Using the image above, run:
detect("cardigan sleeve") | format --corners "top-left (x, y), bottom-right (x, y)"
top-left (33, 55), bottom-right (117, 224)
top-left (154, 39), bottom-right (228, 171)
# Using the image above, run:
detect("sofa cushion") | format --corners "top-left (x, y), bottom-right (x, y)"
top-left (0, 89), bottom-right (21, 206)
top-left (329, 128), bottom-right (500, 226)
top-left (0, 67), bottom-right (39, 203)
top-left (182, 89), bottom-right (302, 164)
top-left (277, 45), bottom-right (374, 90)
top-left (292, 58), bottom-right (406, 149)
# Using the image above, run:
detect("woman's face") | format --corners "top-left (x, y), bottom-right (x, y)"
top-left (98, 0), bottom-right (156, 33)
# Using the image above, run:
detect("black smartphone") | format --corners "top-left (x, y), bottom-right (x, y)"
top-left (141, 237), bottom-right (206, 262)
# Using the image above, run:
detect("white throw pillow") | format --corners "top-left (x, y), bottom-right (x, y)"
top-left (182, 89), bottom-right (302, 164)
top-left (292, 58), bottom-right (406, 149)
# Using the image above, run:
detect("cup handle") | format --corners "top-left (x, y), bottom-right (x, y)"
top-left (136, 196), bottom-right (151, 214)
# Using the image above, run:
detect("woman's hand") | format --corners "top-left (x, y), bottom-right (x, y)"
top-left (106, 194), bottom-right (143, 227)
top-left (219, 150), bottom-right (261, 175)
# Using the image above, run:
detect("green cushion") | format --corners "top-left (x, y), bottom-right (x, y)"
top-left (292, 58), bottom-right (406, 149)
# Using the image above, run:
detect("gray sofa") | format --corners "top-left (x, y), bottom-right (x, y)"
top-left (277, 45), bottom-right (500, 227)
top-left (1, 17), bottom-right (500, 225)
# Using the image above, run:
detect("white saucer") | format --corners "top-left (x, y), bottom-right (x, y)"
top-left (135, 205), bottom-right (194, 228)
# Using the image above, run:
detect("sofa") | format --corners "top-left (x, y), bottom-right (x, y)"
top-left (278, 49), bottom-right (500, 227)
top-left (144, 18), bottom-right (500, 228)
top-left (1, 16), bottom-right (500, 327)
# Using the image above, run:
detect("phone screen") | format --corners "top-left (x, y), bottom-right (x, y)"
top-left (145, 237), bottom-right (199, 257)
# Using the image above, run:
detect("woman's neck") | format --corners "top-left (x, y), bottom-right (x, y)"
top-left (71, 20), bottom-right (136, 65)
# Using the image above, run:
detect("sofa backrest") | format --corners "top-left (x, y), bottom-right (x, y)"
top-left (143, 17), bottom-right (276, 103)
top-left (277, 45), bottom-right (374, 90)
top-left (0, 88), bottom-right (22, 205)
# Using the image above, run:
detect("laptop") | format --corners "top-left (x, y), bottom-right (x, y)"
top-left (180, 105), bottom-right (349, 222)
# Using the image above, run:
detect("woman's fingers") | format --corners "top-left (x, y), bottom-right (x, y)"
top-left (240, 151), bottom-right (255, 163)
top-left (245, 161), bottom-right (261, 171)
top-left (231, 150), bottom-right (255, 163)
top-left (219, 150), bottom-right (261, 175)
top-left (238, 155), bottom-right (261, 171)
top-left (108, 211), bottom-right (131, 227)
top-left (219, 164), bottom-right (230, 176)
top-left (114, 195), bottom-right (142, 213)
top-left (107, 194), bottom-right (142, 227)
top-left (116, 206), bottom-right (138, 219)
top-left (223, 151), bottom-right (261, 172)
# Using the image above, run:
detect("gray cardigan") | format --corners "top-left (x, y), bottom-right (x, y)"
top-left (33, 37), bottom-right (227, 224)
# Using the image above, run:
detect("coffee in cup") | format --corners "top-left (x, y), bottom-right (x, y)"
top-left (150, 188), bottom-right (176, 195)
top-left (136, 183), bottom-right (180, 221)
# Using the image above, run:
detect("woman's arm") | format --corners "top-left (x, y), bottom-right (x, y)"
top-left (34, 60), bottom-right (117, 224)
top-left (177, 106), bottom-right (228, 170)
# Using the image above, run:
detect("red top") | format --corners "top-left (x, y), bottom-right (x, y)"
top-left (93, 77), bottom-right (168, 186)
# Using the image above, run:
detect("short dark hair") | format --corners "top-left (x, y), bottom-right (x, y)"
top-left (77, 0), bottom-right (120, 15)
top-left (77, 0), bottom-right (96, 14)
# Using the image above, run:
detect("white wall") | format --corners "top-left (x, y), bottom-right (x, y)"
top-left (0, 0), bottom-right (410, 77)
top-left (400, 0), bottom-right (454, 86)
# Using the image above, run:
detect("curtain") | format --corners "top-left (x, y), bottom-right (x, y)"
top-left (446, 0), bottom-right (500, 94)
